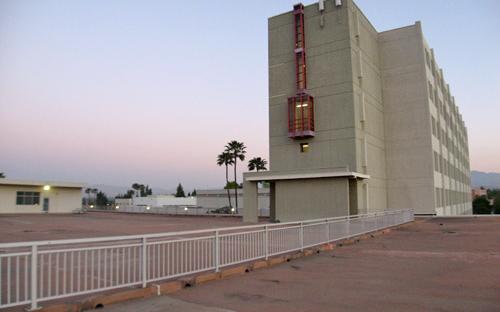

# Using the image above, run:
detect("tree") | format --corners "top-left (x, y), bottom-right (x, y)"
top-left (96, 191), bottom-right (109, 207)
top-left (493, 193), bottom-right (500, 214)
top-left (131, 183), bottom-right (141, 197)
top-left (175, 183), bottom-right (186, 197)
top-left (130, 183), bottom-right (152, 197)
top-left (116, 189), bottom-right (134, 199)
top-left (248, 157), bottom-right (267, 172)
top-left (487, 188), bottom-right (499, 200)
top-left (217, 151), bottom-right (234, 208)
top-left (192, 189), bottom-right (197, 196)
top-left (472, 196), bottom-right (491, 215)
top-left (225, 140), bottom-right (246, 213)
top-left (85, 188), bottom-right (98, 206)
top-left (0, 172), bottom-right (5, 178)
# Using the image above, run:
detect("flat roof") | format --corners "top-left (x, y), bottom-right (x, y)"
top-left (244, 169), bottom-right (370, 182)
top-left (0, 179), bottom-right (85, 189)
top-left (0, 211), bottom-right (255, 243)
top-left (167, 217), bottom-right (500, 312)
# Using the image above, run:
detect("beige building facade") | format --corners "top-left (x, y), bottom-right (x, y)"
top-left (244, 0), bottom-right (471, 222)
top-left (0, 179), bottom-right (84, 213)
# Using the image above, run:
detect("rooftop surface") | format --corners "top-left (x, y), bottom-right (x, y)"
top-left (102, 217), bottom-right (500, 312)
top-left (0, 179), bottom-right (85, 188)
top-left (0, 211), bottom-right (252, 243)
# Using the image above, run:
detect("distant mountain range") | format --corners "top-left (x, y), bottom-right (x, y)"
top-left (471, 171), bottom-right (500, 189)
top-left (90, 184), bottom-right (174, 197)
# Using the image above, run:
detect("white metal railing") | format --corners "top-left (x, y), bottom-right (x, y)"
top-left (0, 209), bottom-right (413, 310)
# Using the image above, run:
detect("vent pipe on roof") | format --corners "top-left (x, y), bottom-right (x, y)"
top-left (318, 0), bottom-right (325, 11)
top-left (318, 0), bottom-right (325, 28)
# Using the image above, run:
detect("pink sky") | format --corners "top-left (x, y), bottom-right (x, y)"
top-left (1, 0), bottom-right (499, 191)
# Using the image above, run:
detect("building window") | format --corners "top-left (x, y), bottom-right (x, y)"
top-left (300, 143), bottom-right (309, 153)
top-left (16, 192), bottom-right (40, 205)
top-left (434, 152), bottom-right (440, 172)
top-left (428, 82), bottom-right (433, 102)
top-left (288, 94), bottom-right (315, 138)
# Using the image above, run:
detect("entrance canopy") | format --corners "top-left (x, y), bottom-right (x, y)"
top-left (244, 168), bottom-right (370, 182)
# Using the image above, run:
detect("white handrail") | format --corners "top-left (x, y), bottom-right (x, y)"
top-left (0, 209), bottom-right (414, 309)
top-left (0, 209), bottom-right (410, 249)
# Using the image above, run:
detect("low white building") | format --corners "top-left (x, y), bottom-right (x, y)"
top-left (115, 195), bottom-right (196, 207)
top-left (132, 195), bottom-right (196, 207)
top-left (0, 179), bottom-right (84, 213)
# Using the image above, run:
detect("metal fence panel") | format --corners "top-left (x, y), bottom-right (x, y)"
top-left (0, 209), bottom-right (413, 309)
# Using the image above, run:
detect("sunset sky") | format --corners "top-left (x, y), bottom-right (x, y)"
top-left (1, 0), bottom-right (499, 192)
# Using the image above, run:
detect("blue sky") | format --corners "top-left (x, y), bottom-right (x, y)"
top-left (0, 0), bottom-right (499, 191)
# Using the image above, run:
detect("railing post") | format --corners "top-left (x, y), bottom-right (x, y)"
top-left (325, 219), bottom-right (330, 242)
top-left (299, 222), bottom-right (304, 251)
top-left (30, 245), bottom-right (39, 311)
top-left (264, 225), bottom-right (269, 260)
top-left (142, 237), bottom-right (147, 288)
top-left (214, 230), bottom-right (220, 272)
top-left (346, 216), bottom-right (351, 237)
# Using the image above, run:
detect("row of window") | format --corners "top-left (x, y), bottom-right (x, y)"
top-left (425, 49), bottom-right (447, 97)
top-left (431, 116), bottom-right (470, 165)
top-left (428, 80), bottom-right (467, 146)
top-left (434, 151), bottom-right (470, 184)
top-left (435, 187), bottom-right (471, 208)
top-left (16, 192), bottom-right (41, 205)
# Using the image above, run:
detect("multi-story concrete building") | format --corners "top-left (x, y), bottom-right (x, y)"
top-left (244, 0), bottom-right (471, 222)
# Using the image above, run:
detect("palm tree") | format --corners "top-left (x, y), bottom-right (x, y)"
top-left (217, 152), bottom-right (234, 208)
top-left (248, 157), bottom-right (267, 172)
top-left (225, 140), bottom-right (246, 213)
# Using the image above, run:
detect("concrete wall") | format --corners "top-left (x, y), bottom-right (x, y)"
top-left (347, 1), bottom-right (388, 213)
top-left (132, 195), bottom-right (196, 207)
top-left (379, 23), bottom-right (435, 214)
top-left (268, 1), bottom-right (358, 174)
top-left (0, 185), bottom-right (82, 213)
top-left (379, 22), bottom-right (472, 215)
top-left (274, 178), bottom-right (349, 222)
top-left (423, 39), bottom-right (472, 215)
top-left (196, 189), bottom-right (269, 211)
top-left (262, 0), bottom-right (472, 220)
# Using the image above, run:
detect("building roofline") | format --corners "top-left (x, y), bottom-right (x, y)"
top-left (244, 170), bottom-right (370, 182)
top-left (0, 179), bottom-right (86, 188)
